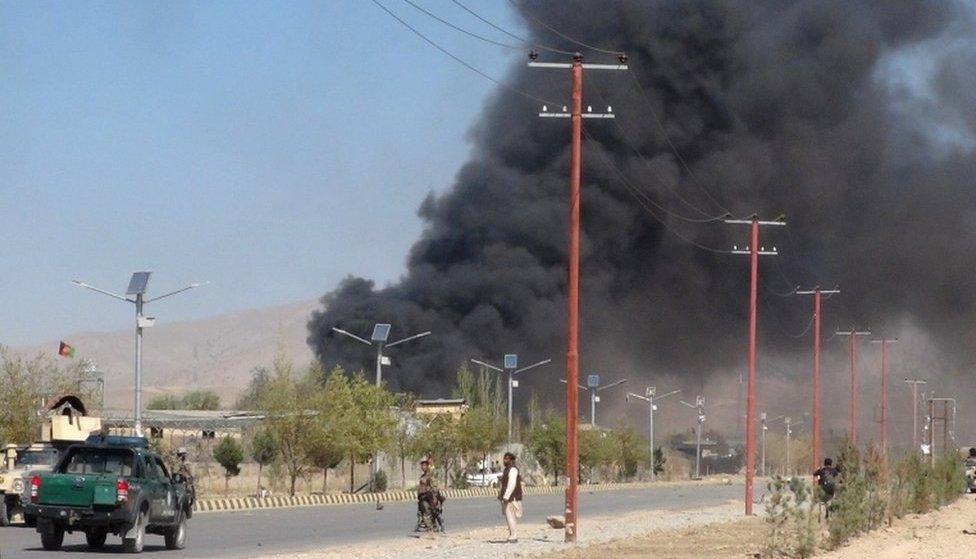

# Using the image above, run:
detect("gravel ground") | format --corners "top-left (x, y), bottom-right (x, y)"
top-left (255, 500), bottom-right (744, 559)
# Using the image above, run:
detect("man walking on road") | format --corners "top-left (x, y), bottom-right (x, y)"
top-left (498, 452), bottom-right (523, 543)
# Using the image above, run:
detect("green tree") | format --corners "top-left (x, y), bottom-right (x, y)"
top-left (653, 446), bottom-right (666, 476)
top-left (213, 436), bottom-right (244, 494)
top-left (181, 390), bottom-right (221, 410)
top-left (389, 393), bottom-right (418, 489)
top-left (258, 355), bottom-right (318, 495)
top-left (458, 405), bottom-right (505, 477)
top-left (235, 367), bottom-right (270, 410)
top-left (345, 372), bottom-right (396, 492)
top-left (410, 415), bottom-right (462, 485)
top-left (250, 428), bottom-right (278, 493)
top-left (579, 429), bottom-right (613, 483)
top-left (307, 368), bottom-right (354, 493)
top-left (525, 409), bottom-right (565, 485)
top-left (611, 427), bottom-right (650, 481)
top-left (0, 349), bottom-right (98, 446)
top-left (147, 394), bottom-right (181, 410)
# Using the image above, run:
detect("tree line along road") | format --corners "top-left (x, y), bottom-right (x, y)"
top-left (0, 482), bottom-right (743, 558)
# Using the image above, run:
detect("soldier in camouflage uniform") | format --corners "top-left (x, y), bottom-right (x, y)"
top-left (415, 460), bottom-right (438, 532)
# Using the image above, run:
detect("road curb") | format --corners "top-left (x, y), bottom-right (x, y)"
top-left (193, 481), bottom-right (671, 514)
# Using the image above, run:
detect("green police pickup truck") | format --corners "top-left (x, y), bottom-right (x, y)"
top-left (23, 436), bottom-right (191, 553)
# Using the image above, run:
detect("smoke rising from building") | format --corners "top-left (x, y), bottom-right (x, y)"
top-left (308, 1), bottom-right (976, 435)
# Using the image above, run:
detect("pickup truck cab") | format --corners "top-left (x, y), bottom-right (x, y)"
top-left (23, 436), bottom-right (190, 553)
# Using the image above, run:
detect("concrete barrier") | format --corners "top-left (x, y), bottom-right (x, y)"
top-left (193, 481), bottom-right (667, 514)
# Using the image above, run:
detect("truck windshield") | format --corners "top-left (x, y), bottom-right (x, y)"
top-left (17, 450), bottom-right (59, 467)
top-left (59, 449), bottom-right (135, 476)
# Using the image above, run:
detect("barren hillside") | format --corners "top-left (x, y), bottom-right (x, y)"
top-left (14, 299), bottom-right (319, 409)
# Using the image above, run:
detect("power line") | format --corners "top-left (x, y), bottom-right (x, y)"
top-left (580, 122), bottom-right (727, 224)
top-left (583, 126), bottom-right (730, 254)
top-left (450, 0), bottom-right (576, 55)
top-left (626, 70), bottom-right (731, 215)
top-left (371, 0), bottom-right (555, 106)
top-left (588, 77), bottom-right (729, 221)
top-left (400, 0), bottom-right (523, 51)
top-left (507, 0), bottom-right (626, 56)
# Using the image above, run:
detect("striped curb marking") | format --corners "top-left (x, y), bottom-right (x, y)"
top-left (193, 481), bottom-right (673, 513)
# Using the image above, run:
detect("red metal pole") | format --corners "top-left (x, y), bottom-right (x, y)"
top-left (744, 218), bottom-right (759, 515)
top-left (850, 331), bottom-right (857, 446)
top-left (563, 54), bottom-right (583, 544)
top-left (880, 340), bottom-right (888, 454)
top-left (812, 289), bottom-right (821, 472)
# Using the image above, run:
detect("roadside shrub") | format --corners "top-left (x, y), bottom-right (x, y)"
top-left (763, 476), bottom-right (819, 558)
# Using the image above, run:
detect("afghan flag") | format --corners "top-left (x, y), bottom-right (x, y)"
top-left (58, 341), bottom-right (76, 358)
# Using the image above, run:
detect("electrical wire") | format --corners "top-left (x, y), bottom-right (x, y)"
top-left (788, 315), bottom-right (816, 339)
top-left (450, 0), bottom-right (576, 56)
top-left (579, 116), bottom-right (726, 224)
top-left (400, 0), bottom-right (523, 51)
top-left (759, 275), bottom-right (796, 298)
top-left (506, 0), bottom-right (626, 56)
top-left (371, 0), bottom-right (556, 106)
top-left (588, 77), bottom-right (729, 221)
top-left (583, 125), bottom-right (730, 254)
top-left (626, 70), bottom-right (732, 215)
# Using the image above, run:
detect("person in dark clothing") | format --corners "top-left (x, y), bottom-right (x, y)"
top-left (813, 458), bottom-right (841, 518)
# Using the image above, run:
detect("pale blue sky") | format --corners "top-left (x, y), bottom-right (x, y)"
top-left (0, 0), bottom-right (524, 345)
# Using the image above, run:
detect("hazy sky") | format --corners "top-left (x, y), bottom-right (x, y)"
top-left (0, 0), bottom-right (524, 345)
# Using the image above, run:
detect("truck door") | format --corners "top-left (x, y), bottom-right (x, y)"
top-left (153, 457), bottom-right (177, 522)
top-left (142, 455), bottom-right (164, 524)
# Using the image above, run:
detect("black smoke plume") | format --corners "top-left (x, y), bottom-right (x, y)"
top-left (309, 1), bottom-right (976, 428)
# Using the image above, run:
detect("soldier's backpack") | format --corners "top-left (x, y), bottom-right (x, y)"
top-left (819, 467), bottom-right (838, 496)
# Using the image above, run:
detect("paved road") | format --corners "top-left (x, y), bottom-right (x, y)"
top-left (0, 483), bottom-right (743, 558)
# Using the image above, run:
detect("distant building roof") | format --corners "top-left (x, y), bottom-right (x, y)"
top-left (101, 409), bottom-right (267, 430)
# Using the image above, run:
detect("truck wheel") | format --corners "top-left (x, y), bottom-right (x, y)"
top-left (86, 527), bottom-right (108, 549)
top-left (40, 522), bottom-right (65, 551)
top-left (24, 514), bottom-right (37, 527)
top-left (123, 509), bottom-right (147, 553)
top-left (0, 497), bottom-right (9, 527)
top-left (164, 512), bottom-right (187, 550)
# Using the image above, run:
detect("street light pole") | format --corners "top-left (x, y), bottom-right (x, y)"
top-left (471, 356), bottom-right (551, 446)
top-left (905, 377), bottom-right (927, 453)
top-left (332, 324), bottom-right (431, 492)
top-left (73, 273), bottom-right (206, 435)
top-left (561, 376), bottom-right (627, 429)
top-left (680, 396), bottom-right (707, 479)
top-left (627, 387), bottom-right (680, 482)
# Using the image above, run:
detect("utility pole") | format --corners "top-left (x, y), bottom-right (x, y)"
top-left (834, 328), bottom-right (872, 446)
top-left (870, 338), bottom-right (898, 454)
top-left (904, 378), bottom-right (927, 453)
top-left (726, 214), bottom-right (786, 515)
top-left (627, 387), bottom-right (680, 481)
top-left (531, 49), bottom-right (628, 545)
top-left (794, 286), bottom-right (839, 471)
top-left (680, 396), bottom-right (707, 479)
top-left (471, 356), bottom-right (551, 447)
top-left (927, 397), bottom-right (956, 465)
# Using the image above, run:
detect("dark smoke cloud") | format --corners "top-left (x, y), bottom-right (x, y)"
top-left (309, 1), bottom-right (976, 424)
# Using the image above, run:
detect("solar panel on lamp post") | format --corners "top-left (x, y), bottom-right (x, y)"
top-left (627, 387), bottom-right (680, 481)
top-left (72, 272), bottom-right (207, 435)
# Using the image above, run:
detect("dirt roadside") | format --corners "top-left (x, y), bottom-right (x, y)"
top-left (534, 495), bottom-right (976, 559)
